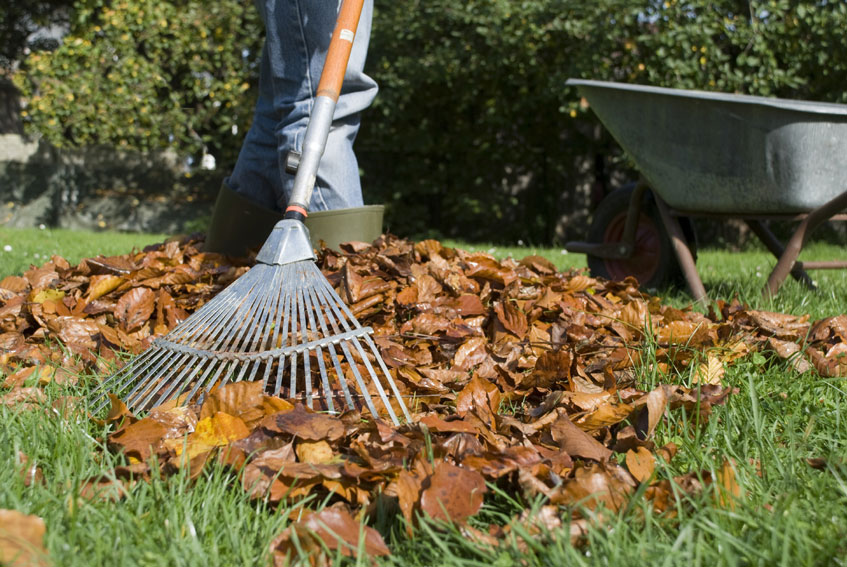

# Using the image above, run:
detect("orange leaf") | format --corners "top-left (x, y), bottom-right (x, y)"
top-left (114, 287), bottom-right (156, 332)
top-left (0, 509), bottom-right (48, 567)
top-left (420, 462), bottom-right (486, 523)
top-left (455, 375), bottom-right (501, 427)
top-left (716, 459), bottom-right (741, 509)
top-left (271, 507), bottom-right (390, 561)
top-left (86, 275), bottom-right (125, 301)
top-left (625, 447), bottom-right (655, 483)
top-left (550, 412), bottom-right (611, 462)
top-left (295, 440), bottom-right (335, 464)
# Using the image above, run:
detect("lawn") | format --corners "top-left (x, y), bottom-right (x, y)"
top-left (1, 227), bottom-right (846, 566)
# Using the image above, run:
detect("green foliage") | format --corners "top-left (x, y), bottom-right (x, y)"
top-left (361, 0), bottom-right (847, 242)
top-left (11, 0), bottom-right (847, 242)
top-left (13, 0), bottom-right (263, 165)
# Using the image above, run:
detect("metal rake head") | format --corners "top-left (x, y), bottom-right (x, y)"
top-left (90, 221), bottom-right (411, 425)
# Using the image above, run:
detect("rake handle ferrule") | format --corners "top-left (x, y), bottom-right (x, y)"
top-left (284, 207), bottom-right (308, 222)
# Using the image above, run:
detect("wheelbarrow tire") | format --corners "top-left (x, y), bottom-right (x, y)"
top-left (586, 185), bottom-right (697, 290)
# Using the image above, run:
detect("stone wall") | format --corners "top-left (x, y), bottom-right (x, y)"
top-left (0, 133), bottom-right (221, 234)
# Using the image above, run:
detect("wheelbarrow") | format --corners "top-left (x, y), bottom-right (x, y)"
top-left (564, 79), bottom-right (847, 301)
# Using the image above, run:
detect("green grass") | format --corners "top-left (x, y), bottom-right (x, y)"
top-left (0, 227), bottom-right (170, 276)
top-left (1, 227), bottom-right (847, 566)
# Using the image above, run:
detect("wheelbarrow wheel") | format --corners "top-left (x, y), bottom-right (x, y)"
top-left (586, 185), bottom-right (697, 290)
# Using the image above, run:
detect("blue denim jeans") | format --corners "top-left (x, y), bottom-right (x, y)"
top-left (226, 0), bottom-right (377, 212)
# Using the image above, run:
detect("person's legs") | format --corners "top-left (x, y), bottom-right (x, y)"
top-left (227, 0), bottom-right (377, 212)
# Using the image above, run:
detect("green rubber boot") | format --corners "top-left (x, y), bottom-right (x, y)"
top-left (204, 183), bottom-right (284, 257)
top-left (205, 183), bottom-right (385, 256)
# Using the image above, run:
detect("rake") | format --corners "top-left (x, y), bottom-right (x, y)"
top-left (90, 0), bottom-right (411, 425)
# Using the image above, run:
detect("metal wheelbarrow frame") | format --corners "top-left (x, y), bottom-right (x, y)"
top-left (564, 79), bottom-right (847, 301)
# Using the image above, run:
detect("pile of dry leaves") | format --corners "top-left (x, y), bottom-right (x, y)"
top-left (2, 233), bottom-right (846, 563)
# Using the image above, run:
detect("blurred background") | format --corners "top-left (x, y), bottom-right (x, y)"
top-left (2, 0), bottom-right (846, 246)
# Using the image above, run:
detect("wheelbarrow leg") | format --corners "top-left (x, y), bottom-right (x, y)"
top-left (763, 188), bottom-right (847, 298)
top-left (745, 220), bottom-right (816, 290)
top-left (653, 193), bottom-right (708, 303)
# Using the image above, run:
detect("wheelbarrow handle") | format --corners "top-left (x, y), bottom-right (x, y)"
top-left (284, 0), bottom-right (365, 220)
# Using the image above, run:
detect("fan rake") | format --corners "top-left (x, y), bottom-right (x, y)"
top-left (91, 221), bottom-right (411, 424)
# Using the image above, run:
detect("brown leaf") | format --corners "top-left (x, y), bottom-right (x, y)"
top-left (393, 469), bottom-right (423, 532)
top-left (108, 417), bottom-right (168, 461)
top-left (420, 462), bottom-right (486, 523)
top-left (17, 452), bottom-right (44, 487)
top-left (169, 412), bottom-right (251, 459)
top-left (575, 401), bottom-right (633, 431)
top-left (296, 440), bottom-right (335, 464)
top-left (261, 404), bottom-right (345, 442)
top-left (553, 463), bottom-right (634, 511)
top-left (24, 265), bottom-right (59, 289)
top-left (694, 354), bottom-right (725, 385)
top-left (494, 301), bottom-right (528, 338)
top-left (91, 394), bottom-right (134, 426)
top-left (271, 507), bottom-right (390, 562)
top-left (463, 254), bottom-right (517, 285)
top-left (625, 447), bottom-right (655, 483)
top-left (199, 381), bottom-right (292, 428)
top-left (453, 337), bottom-right (488, 371)
top-left (550, 412), bottom-right (611, 462)
top-left (715, 459), bottom-right (741, 509)
top-left (0, 387), bottom-right (46, 408)
top-left (85, 275), bottom-right (125, 301)
top-left (529, 350), bottom-right (572, 390)
top-left (114, 287), bottom-right (156, 332)
top-left (456, 375), bottom-right (501, 427)
top-left (518, 255), bottom-right (556, 275)
top-left (633, 386), bottom-right (669, 440)
top-left (0, 509), bottom-right (48, 567)
top-left (0, 275), bottom-right (30, 293)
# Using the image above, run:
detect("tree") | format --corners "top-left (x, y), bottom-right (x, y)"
top-left (13, 0), bottom-right (264, 166)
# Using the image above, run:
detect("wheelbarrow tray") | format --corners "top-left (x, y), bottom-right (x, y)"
top-left (566, 79), bottom-right (847, 299)
top-left (567, 79), bottom-right (847, 214)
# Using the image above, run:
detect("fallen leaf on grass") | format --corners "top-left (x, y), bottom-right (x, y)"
top-left (549, 412), bottom-right (611, 462)
top-left (715, 459), bottom-right (741, 510)
top-left (420, 462), bottom-right (486, 523)
top-left (17, 452), bottom-right (44, 487)
top-left (625, 447), bottom-right (655, 483)
top-left (271, 507), bottom-right (390, 565)
top-left (261, 404), bottom-right (345, 442)
top-left (0, 509), bottom-right (49, 567)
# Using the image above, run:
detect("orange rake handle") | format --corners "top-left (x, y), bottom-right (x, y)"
top-left (284, 0), bottom-right (367, 219)
top-left (317, 0), bottom-right (365, 101)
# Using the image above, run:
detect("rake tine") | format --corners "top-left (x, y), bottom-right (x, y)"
top-left (364, 334), bottom-right (412, 421)
top-left (273, 285), bottom-right (294, 397)
top-left (301, 283), bottom-right (334, 413)
top-left (308, 282), bottom-right (357, 410)
top-left (178, 358), bottom-right (233, 408)
top-left (338, 338), bottom-right (381, 420)
top-left (132, 353), bottom-right (202, 410)
top-left (247, 270), bottom-right (285, 386)
top-left (349, 336), bottom-right (399, 424)
top-left (90, 350), bottom-right (157, 413)
top-left (228, 268), bottom-right (283, 387)
top-left (260, 272), bottom-right (287, 390)
top-left (171, 271), bottom-right (257, 347)
top-left (293, 279), bottom-right (313, 408)
top-left (125, 351), bottom-right (194, 410)
top-left (316, 273), bottom-right (361, 331)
